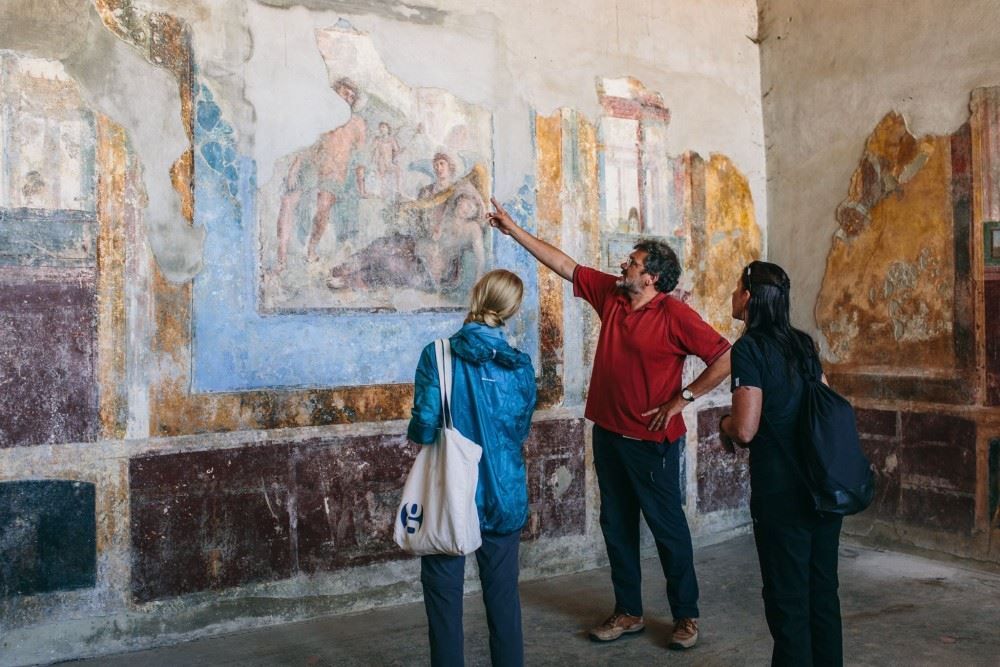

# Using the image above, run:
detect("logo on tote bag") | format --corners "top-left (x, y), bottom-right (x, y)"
top-left (400, 503), bottom-right (424, 534)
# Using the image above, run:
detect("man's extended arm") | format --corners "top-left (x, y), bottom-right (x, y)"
top-left (487, 197), bottom-right (577, 281)
top-left (641, 349), bottom-right (732, 432)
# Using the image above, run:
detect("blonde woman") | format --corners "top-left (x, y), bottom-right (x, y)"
top-left (408, 269), bottom-right (537, 667)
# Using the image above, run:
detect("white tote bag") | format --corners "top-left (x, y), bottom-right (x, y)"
top-left (394, 339), bottom-right (483, 556)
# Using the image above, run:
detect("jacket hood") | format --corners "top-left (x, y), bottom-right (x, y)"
top-left (450, 324), bottom-right (532, 369)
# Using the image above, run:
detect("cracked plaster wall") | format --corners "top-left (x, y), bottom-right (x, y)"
top-left (1, 0), bottom-right (764, 282)
top-left (0, 0), bottom-right (201, 282)
top-left (0, 2), bottom-right (767, 663)
top-left (759, 0), bottom-right (1000, 337)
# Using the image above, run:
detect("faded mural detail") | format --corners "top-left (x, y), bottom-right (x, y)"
top-left (188, 24), bottom-right (512, 393)
top-left (814, 90), bottom-right (1000, 553)
top-left (259, 23), bottom-right (491, 312)
top-left (594, 77), bottom-right (761, 339)
top-left (0, 55), bottom-right (96, 213)
top-left (0, 53), bottom-right (102, 448)
top-left (696, 154), bottom-right (761, 337)
top-left (817, 112), bottom-right (956, 367)
top-left (0, 3), bottom-right (768, 659)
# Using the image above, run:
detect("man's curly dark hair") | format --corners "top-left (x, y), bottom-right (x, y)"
top-left (633, 238), bottom-right (681, 293)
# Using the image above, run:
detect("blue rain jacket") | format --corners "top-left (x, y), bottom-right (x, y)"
top-left (407, 322), bottom-right (537, 535)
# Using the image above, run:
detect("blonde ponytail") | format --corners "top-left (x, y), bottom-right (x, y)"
top-left (464, 270), bottom-right (524, 327)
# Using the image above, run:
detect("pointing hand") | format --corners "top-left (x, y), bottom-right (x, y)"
top-left (487, 197), bottom-right (517, 236)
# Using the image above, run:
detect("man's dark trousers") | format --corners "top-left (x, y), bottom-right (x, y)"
top-left (420, 530), bottom-right (523, 667)
top-left (593, 424), bottom-right (699, 619)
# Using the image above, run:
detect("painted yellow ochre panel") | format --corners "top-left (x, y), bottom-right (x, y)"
top-left (696, 154), bottom-right (761, 338)
top-left (534, 112), bottom-right (566, 406)
top-left (817, 114), bottom-right (955, 369)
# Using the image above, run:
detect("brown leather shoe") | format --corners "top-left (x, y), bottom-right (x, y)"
top-left (588, 612), bottom-right (645, 642)
top-left (669, 617), bottom-right (699, 649)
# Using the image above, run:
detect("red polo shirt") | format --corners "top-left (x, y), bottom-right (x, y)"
top-left (573, 265), bottom-right (731, 442)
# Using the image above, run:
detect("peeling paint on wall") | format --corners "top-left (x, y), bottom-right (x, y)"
top-left (0, 2), bottom-right (767, 662)
top-left (817, 112), bottom-right (956, 367)
top-left (259, 22), bottom-right (493, 312)
top-left (695, 153), bottom-right (761, 337)
top-left (0, 1), bottom-right (200, 283)
top-left (809, 85), bottom-right (1000, 560)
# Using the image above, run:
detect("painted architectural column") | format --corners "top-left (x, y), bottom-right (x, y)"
top-left (970, 87), bottom-right (1000, 406)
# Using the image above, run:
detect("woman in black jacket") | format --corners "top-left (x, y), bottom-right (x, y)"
top-left (719, 261), bottom-right (843, 667)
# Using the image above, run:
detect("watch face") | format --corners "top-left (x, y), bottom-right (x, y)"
top-left (682, 388), bottom-right (694, 401)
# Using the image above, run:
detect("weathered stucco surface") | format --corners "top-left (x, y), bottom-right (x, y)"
top-left (817, 113), bottom-right (955, 368)
top-left (0, 0), bottom-right (202, 283)
top-left (1, 1), bottom-right (764, 664)
top-left (693, 153), bottom-right (761, 337)
top-left (760, 0), bottom-right (1000, 333)
top-left (761, 1), bottom-right (1000, 565)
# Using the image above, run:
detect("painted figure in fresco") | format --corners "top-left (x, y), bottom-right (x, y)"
top-left (443, 191), bottom-right (487, 285)
top-left (21, 171), bottom-right (47, 207)
top-left (488, 199), bottom-right (733, 651)
top-left (412, 152), bottom-right (485, 289)
top-left (275, 78), bottom-right (368, 271)
top-left (324, 153), bottom-right (487, 298)
top-left (419, 152), bottom-right (457, 200)
top-left (719, 261), bottom-right (844, 667)
top-left (371, 121), bottom-right (402, 199)
top-left (408, 269), bottom-right (536, 666)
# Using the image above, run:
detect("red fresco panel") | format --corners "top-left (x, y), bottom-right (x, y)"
top-left (0, 271), bottom-right (98, 447)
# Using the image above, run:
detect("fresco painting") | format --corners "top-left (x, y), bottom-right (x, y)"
top-left (0, 4), bottom-right (775, 659)
top-left (597, 77), bottom-right (674, 239)
top-left (187, 19), bottom-right (520, 393)
top-left (0, 53), bottom-right (105, 448)
top-left (814, 90), bottom-right (999, 550)
top-left (0, 55), bottom-right (97, 214)
top-left (259, 23), bottom-right (492, 313)
top-left (595, 77), bottom-right (760, 339)
top-left (697, 154), bottom-right (761, 337)
top-left (817, 112), bottom-right (957, 368)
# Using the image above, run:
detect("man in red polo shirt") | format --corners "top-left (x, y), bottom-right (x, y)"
top-left (487, 198), bottom-right (731, 650)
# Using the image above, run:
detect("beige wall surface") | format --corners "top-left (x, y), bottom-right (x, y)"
top-left (760, 0), bottom-right (1000, 342)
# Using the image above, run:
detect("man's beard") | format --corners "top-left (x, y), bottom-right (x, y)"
top-left (616, 274), bottom-right (641, 294)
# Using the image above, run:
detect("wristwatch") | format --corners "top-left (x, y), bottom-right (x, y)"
top-left (680, 387), bottom-right (695, 402)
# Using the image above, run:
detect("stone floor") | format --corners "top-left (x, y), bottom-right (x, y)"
top-left (64, 534), bottom-right (1000, 666)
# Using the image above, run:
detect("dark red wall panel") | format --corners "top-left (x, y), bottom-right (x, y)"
top-left (294, 434), bottom-right (413, 573)
top-left (986, 277), bottom-right (1000, 405)
top-left (0, 271), bottom-right (97, 447)
top-left (523, 419), bottom-right (586, 539)
top-left (130, 419), bottom-right (587, 601)
top-left (696, 406), bottom-right (749, 513)
top-left (130, 444), bottom-right (294, 603)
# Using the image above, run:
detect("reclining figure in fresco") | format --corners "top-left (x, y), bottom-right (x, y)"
top-left (275, 77), bottom-right (368, 272)
top-left (325, 152), bottom-right (488, 299)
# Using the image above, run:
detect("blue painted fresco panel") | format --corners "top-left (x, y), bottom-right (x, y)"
top-left (191, 85), bottom-right (538, 392)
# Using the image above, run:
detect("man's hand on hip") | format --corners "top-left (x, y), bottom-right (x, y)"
top-left (641, 396), bottom-right (686, 432)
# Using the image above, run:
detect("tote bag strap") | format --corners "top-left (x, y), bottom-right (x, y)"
top-left (435, 339), bottom-right (456, 430)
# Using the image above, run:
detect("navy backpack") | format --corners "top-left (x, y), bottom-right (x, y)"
top-left (791, 372), bottom-right (875, 516)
